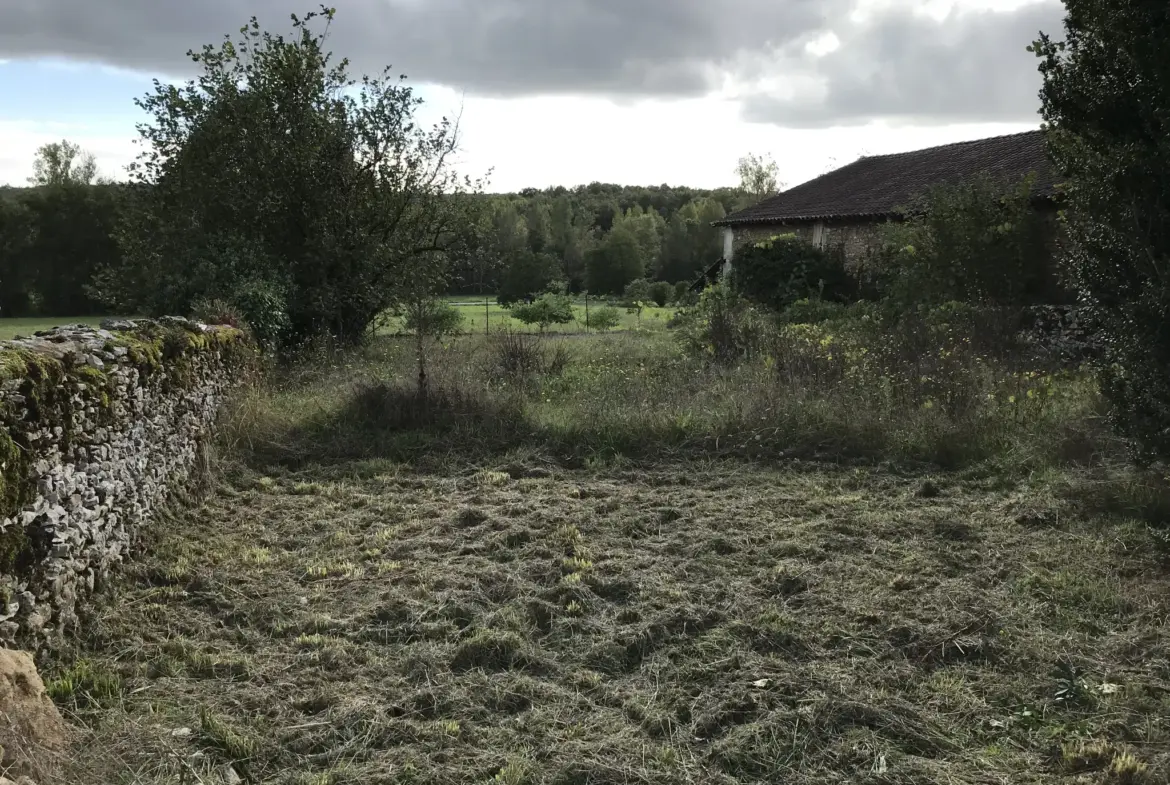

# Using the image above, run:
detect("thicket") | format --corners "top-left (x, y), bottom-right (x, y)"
top-left (1035, 1), bottom-right (1170, 461)
top-left (0, 184), bottom-right (125, 318)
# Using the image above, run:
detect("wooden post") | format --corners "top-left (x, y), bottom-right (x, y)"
top-left (585, 292), bottom-right (590, 332)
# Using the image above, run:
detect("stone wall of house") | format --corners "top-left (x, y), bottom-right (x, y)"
top-left (727, 220), bottom-right (888, 270)
top-left (0, 319), bottom-right (253, 647)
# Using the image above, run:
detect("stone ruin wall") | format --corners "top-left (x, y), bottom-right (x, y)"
top-left (0, 318), bottom-right (252, 647)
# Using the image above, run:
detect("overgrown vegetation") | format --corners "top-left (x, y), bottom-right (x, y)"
top-left (1035, 2), bottom-right (1170, 461)
top-left (45, 336), bottom-right (1170, 780)
top-left (875, 173), bottom-right (1059, 307)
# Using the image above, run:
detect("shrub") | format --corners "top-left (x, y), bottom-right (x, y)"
top-left (403, 299), bottom-right (463, 337)
top-left (649, 281), bottom-right (672, 307)
top-left (623, 278), bottom-right (654, 307)
top-left (1036, 7), bottom-right (1170, 460)
top-left (232, 279), bottom-right (291, 348)
top-left (876, 174), bottom-right (1055, 308)
top-left (191, 298), bottom-right (246, 329)
top-left (677, 283), bottom-right (770, 365)
top-left (732, 233), bottom-right (854, 310)
top-left (674, 281), bottom-right (693, 305)
top-left (510, 293), bottom-right (574, 332)
top-left (588, 306), bottom-right (621, 332)
top-left (491, 330), bottom-right (571, 382)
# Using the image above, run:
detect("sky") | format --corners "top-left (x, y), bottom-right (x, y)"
top-left (0, 0), bottom-right (1066, 193)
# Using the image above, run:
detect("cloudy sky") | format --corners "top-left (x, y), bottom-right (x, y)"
top-left (0, 0), bottom-right (1065, 192)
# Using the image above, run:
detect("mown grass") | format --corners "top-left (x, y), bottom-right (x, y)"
top-left (41, 324), bottom-right (1170, 784)
top-left (46, 458), bottom-right (1170, 784)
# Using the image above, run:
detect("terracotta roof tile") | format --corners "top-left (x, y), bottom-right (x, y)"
top-left (717, 130), bottom-right (1058, 225)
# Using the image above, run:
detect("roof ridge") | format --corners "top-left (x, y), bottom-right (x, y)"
top-left (857, 128), bottom-right (1044, 162)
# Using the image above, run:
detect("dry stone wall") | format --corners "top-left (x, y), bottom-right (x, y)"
top-left (0, 318), bottom-right (252, 647)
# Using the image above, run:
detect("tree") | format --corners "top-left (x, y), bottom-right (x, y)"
top-left (735, 153), bottom-right (781, 208)
top-left (658, 197), bottom-right (726, 282)
top-left (28, 140), bottom-right (98, 187)
top-left (96, 7), bottom-right (478, 347)
top-left (1034, 3), bottom-right (1170, 459)
top-left (623, 278), bottom-right (654, 324)
top-left (510, 293), bottom-right (573, 333)
top-left (586, 228), bottom-right (644, 295)
top-left (497, 250), bottom-right (562, 306)
top-left (524, 199), bottom-right (550, 254)
top-left (0, 197), bottom-right (35, 317)
top-left (649, 280), bottom-right (672, 307)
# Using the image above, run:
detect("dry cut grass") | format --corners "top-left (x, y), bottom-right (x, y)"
top-left (45, 456), bottom-right (1170, 784)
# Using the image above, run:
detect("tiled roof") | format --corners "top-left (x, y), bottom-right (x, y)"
top-left (717, 130), bottom-right (1058, 226)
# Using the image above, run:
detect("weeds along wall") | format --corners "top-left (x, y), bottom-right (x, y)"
top-left (0, 318), bottom-right (253, 646)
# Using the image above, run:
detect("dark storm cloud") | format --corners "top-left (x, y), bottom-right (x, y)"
top-left (0, 0), bottom-right (1068, 124)
top-left (741, 1), bottom-right (1066, 127)
top-left (0, 0), bottom-right (841, 96)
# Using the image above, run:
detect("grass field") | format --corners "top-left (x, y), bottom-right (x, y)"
top-left (39, 330), bottom-right (1170, 784)
top-left (0, 300), bottom-right (677, 341)
top-left (381, 300), bottom-right (677, 335)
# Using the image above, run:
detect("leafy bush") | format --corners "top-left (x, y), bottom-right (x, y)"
top-left (510, 293), bottom-right (574, 332)
top-left (732, 233), bottom-right (854, 310)
top-left (674, 281), bottom-right (694, 305)
top-left (875, 174), bottom-right (1055, 308)
top-left (232, 279), bottom-right (292, 348)
top-left (1036, 7), bottom-right (1170, 460)
top-left (677, 283), bottom-right (770, 365)
top-left (649, 281), bottom-right (673, 307)
top-left (404, 299), bottom-right (463, 337)
top-left (588, 306), bottom-right (621, 332)
top-left (622, 278), bottom-right (654, 307)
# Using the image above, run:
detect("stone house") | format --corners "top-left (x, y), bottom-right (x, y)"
top-left (710, 130), bottom-right (1060, 279)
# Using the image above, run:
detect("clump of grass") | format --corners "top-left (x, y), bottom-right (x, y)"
top-left (199, 707), bottom-right (258, 762)
top-left (45, 659), bottom-right (124, 710)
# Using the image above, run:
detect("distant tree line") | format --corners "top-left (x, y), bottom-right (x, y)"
top-left (0, 8), bottom-right (778, 350)
top-left (0, 142), bottom-right (124, 318)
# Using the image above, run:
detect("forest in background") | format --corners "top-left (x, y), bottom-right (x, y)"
top-left (0, 140), bottom-right (776, 319)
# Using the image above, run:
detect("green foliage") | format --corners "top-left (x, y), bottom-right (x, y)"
top-left (732, 233), bottom-right (854, 310)
top-left (876, 174), bottom-right (1055, 307)
top-left (734, 152), bottom-right (781, 209)
top-left (497, 250), bottom-right (563, 306)
top-left (674, 281), bottom-right (695, 305)
top-left (623, 278), bottom-right (654, 307)
top-left (28, 140), bottom-right (99, 187)
top-left (587, 306), bottom-right (621, 332)
top-left (649, 281), bottom-right (673, 307)
top-left (95, 7), bottom-right (478, 347)
top-left (779, 298), bottom-right (850, 325)
top-left (0, 179), bottom-right (124, 318)
top-left (1034, 4), bottom-right (1170, 460)
top-left (586, 230), bottom-right (644, 295)
top-left (677, 283), bottom-right (769, 365)
top-left (403, 299), bottom-right (464, 337)
top-left (510, 294), bottom-right (574, 332)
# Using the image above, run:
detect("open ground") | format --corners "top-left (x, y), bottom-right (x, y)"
top-left (37, 330), bottom-right (1170, 785)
